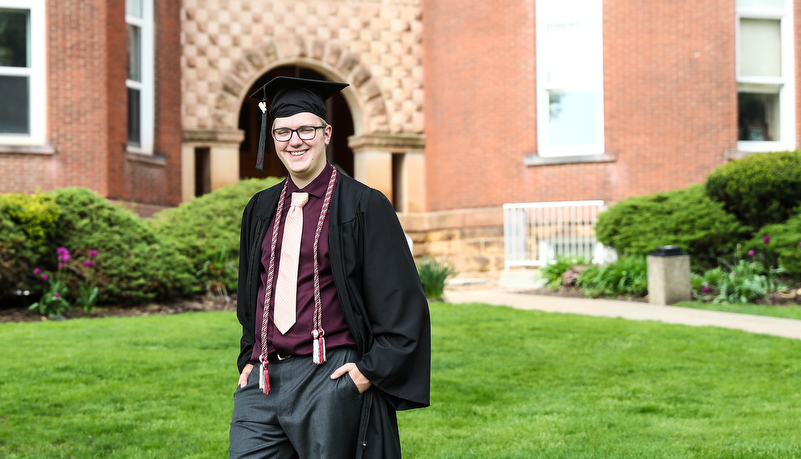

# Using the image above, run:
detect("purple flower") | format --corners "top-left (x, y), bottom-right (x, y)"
top-left (89, 250), bottom-right (98, 258)
top-left (748, 250), bottom-right (755, 257)
top-left (763, 235), bottom-right (770, 244)
top-left (53, 293), bottom-right (60, 299)
top-left (41, 274), bottom-right (49, 281)
top-left (33, 268), bottom-right (41, 275)
top-left (702, 284), bottom-right (711, 294)
top-left (83, 260), bottom-right (94, 267)
top-left (799, 241), bottom-right (801, 248)
top-left (57, 247), bottom-right (71, 263)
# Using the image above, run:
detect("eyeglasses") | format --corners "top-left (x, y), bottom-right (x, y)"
top-left (272, 125), bottom-right (325, 142)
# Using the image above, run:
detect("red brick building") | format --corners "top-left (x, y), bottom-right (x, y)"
top-left (0, 0), bottom-right (182, 211)
top-left (2, 0), bottom-right (799, 277)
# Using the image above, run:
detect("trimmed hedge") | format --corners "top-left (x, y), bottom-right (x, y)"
top-left (595, 185), bottom-right (752, 267)
top-left (147, 177), bottom-right (281, 292)
top-left (706, 151), bottom-right (801, 229)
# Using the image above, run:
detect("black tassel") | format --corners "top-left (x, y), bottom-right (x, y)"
top-left (256, 104), bottom-right (268, 171)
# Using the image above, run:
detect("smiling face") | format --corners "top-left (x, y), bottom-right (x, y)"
top-left (272, 112), bottom-right (332, 188)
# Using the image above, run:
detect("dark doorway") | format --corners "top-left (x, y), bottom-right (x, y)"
top-left (238, 67), bottom-right (355, 180)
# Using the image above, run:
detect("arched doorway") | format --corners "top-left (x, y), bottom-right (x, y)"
top-left (238, 66), bottom-right (355, 180)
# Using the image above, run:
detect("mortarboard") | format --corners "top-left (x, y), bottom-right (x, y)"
top-left (249, 76), bottom-right (349, 171)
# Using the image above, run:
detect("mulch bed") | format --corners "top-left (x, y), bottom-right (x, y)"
top-left (0, 295), bottom-right (235, 323)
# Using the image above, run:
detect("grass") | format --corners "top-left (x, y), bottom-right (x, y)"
top-left (1, 305), bottom-right (800, 457)
top-left (675, 301), bottom-right (801, 320)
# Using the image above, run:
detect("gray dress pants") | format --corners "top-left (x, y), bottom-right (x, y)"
top-left (229, 347), bottom-right (364, 459)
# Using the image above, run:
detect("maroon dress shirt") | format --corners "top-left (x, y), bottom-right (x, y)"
top-left (250, 164), bottom-right (356, 361)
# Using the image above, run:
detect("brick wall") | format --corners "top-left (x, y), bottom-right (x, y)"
top-left (0, 0), bottom-right (182, 209)
top-left (423, 0), bottom-right (739, 212)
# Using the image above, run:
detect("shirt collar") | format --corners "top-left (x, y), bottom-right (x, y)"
top-left (286, 163), bottom-right (334, 199)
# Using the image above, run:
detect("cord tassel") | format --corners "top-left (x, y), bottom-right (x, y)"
top-left (312, 329), bottom-right (327, 365)
top-left (259, 355), bottom-right (270, 395)
top-left (256, 101), bottom-right (268, 171)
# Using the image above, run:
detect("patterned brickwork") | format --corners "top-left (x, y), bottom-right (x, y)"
top-left (180, 0), bottom-right (424, 135)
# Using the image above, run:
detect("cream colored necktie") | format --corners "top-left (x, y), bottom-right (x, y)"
top-left (274, 191), bottom-right (309, 334)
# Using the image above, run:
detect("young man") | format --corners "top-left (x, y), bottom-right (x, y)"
top-left (229, 76), bottom-right (431, 459)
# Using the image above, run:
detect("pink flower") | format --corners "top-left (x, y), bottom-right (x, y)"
top-left (41, 274), bottom-right (49, 281)
top-left (762, 235), bottom-right (770, 244)
top-left (83, 260), bottom-right (94, 267)
top-left (89, 250), bottom-right (98, 258)
top-left (57, 247), bottom-right (71, 263)
top-left (748, 250), bottom-right (755, 257)
top-left (702, 285), bottom-right (711, 294)
top-left (53, 293), bottom-right (60, 299)
top-left (33, 268), bottom-right (41, 275)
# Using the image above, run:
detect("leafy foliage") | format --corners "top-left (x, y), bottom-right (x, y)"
top-left (576, 255), bottom-right (648, 298)
top-left (706, 150), bottom-right (801, 228)
top-left (540, 255), bottom-right (591, 290)
top-left (595, 185), bottom-right (752, 268)
top-left (51, 187), bottom-right (198, 304)
top-left (751, 211), bottom-right (801, 276)
top-left (0, 191), bottom-right (61, 297)
top-left (148, 177), bottom-right (280, 292)
top-left (691, 249), bottom-right (785, 304)
top-left (417, 256), bottom-right (456, 301)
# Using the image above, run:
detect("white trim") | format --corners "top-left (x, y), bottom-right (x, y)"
top-left (125, 0), bottom-right (154, 154)
top-left (535, 0), bottom-right (604, 158)
top-left (736, 0), bottom-right (795, 152)
top-left (0, 0), bottom-right (46, 146)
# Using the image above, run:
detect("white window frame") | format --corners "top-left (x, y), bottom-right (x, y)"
top-left (0, 0), bottom-right (46, 146)
top-left (736, 0), bottom-right (795, 153)
top-left (125, 0), bottom-right (154, 154)
top-left (535, 0), bottom-right (604, 157)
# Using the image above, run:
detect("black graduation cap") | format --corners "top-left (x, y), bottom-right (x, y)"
top-left (249, 76), bottom-right (349, 171)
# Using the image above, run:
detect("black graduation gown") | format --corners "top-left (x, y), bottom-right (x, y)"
top-left (236, 173), bottom-right (432, 458)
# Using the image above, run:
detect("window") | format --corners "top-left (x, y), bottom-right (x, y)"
top-left (126, 0), bottom-right (154, 153)
top-left (736, 0), bottom-right (795, 152)
top-left (0, 0), bottom-right (45, 145)
top-left (536, 0), bottom-right (604, 157)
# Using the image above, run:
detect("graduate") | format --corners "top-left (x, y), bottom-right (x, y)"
top-left (229, 76), bottom-right (431, 459)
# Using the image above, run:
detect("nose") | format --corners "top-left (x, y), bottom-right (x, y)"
top-left (288, 130), bottom-right (304, 146)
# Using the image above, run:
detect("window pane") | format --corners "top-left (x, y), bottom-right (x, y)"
top-left (546, 22), bottom-right (598, 86)
top-left (128, 87), bottom-right (141, 145)
top-left (738, 92), bottom-right (780, 141)
top-left (0, 75), bottom-right (30, 134)
top-left (740, 18), bottom-right (781, 78)
top-left (0, 9), bottom-right (29, 68)
top-left (126, 0), bottom-right (143, 19)
top-left (736, 0), bottom-right (785, 9)
top-left (127, 24), bottom-right (141, 81)
top-left (548, 90), bottom-right (597, 147)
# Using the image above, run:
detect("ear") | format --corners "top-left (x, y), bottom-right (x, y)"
top-left (323, 124), bottom-right (333, 145)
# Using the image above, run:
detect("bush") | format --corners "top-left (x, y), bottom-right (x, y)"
top-left (51, 187), bottom-right (198, 304)
top-left (595, 185), bottom-right (752, 268)
top-left (417, 256), bottom-right (456, 301)
top-left (706, 150), bottom-right (801, 228)
top-left (750, 213), bottom-right (801, 276)
top-left (576, 255), bottom-right (648, 299)
top-left (540, 255), bottom-right (591, 291)
top-left (0, 191), bottom-right (61, 298)
top-left (148, 177), bottom-right (281, 292)
top-left (692, 254), bottom-right (784, 304)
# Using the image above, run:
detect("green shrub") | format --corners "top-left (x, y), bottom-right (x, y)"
top-left (750, 212), bottom-right (801, 276)
top-left (706, 150), bottom-right (801, 228)
top-left (540, 255), bottom-right (591, 290)
top-left (148, 177), bottom-right (281, 292)
top-left (51, 187), bottom-right (198, 304)
top-left (595, 185), bottom-right (752, 268)
top-left (0, 191), bottom-right (61, 298)
top-left (576, 255), bottom-right (648, 298)
top-left (417, 256), bottom-right (456, 301)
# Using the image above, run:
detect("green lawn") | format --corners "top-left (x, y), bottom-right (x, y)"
top-left (1, 304), bottom-right (800, 458)
top-left (675, 301), bottom-right (801, 320)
